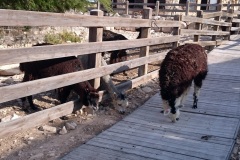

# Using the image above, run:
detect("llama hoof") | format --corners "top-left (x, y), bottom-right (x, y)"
top-left (192, 105), bottom-right (197, 109)
top-left (178, 105), bottom-right (184, 108)
top-left (176, 118), bottom-right (179, 121)
top-left (119, 110), bottom-right (125, 115)
top-left (32, 106), bottom-right (41, 111)
top-left (160, 110), bottom-right (164, 114)
top-left (60, 116), bottom-right (69, 120)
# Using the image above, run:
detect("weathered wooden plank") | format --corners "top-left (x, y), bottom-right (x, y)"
top-left (87, 137), bottom-right (201, 160)
top-left (0, 36), bottom-right (179, 65)
top-left (116, 70), bottom-right (159, 92)
top-left (182, 16), bottom-right (231, 26)
top-left (0, 9), bottom-right (182, 28)
top-left (106, 125), bottom-right (231, 152)
top-left (124, 111), bottom-right (239, 138)
top-left (181, 29), bottom-right (229, 36)
top-left (184, 40), bottom-right (216, 46)
top-left (0, 52), bottom-right (164, 104)
top-left (202, 12), bottom-right (222, 18)
top-left (62, 147), bottom-right (127, 160)
top-left (0, 100), bottom-right (79, 138)
top-left (98, 130), bottom-right (230, 159)
top-left (112, 121), bottom-right (234, 146)
top-left (64, 144), bottom-right (156, 160)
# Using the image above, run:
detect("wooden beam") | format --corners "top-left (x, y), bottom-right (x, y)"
top-left (202, 12), bottom-right (222, 19)
top-left (0, 9), bottom-right (181, 28)
top-left (116, 70), bottom-right (159, 92)
top-left (0, 100), bottom-right (78, 138)
top-left (0, 36), bottom-right (180, 66)
top-left (194, 11), bottom-right (203, 42)
top-left (182, 16), bottom-right (231, 26)
top-left (88, 10), bottom-right (103, 88)
top-left (181, 29), bottom-right (229, 36)
top-left (184, 41), bottom-right (216, 46)
top-left (138, 8), bottom-right (152, 77)
top-left (0, 51), bottom-right (168, 104)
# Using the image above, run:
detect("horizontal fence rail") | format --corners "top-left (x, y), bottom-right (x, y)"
top-left (0, 35), bottom-right (179, 65)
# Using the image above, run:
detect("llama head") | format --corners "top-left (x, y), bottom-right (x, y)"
top-left (114, 92), bottom-right (129, 114)
top-left (86, 88), bottom-right (100, 111)
top-left (162, 100), bottom-right (180, 123)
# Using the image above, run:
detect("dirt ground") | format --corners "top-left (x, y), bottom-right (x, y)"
top-left (0, 47), bottom-right (164, 160)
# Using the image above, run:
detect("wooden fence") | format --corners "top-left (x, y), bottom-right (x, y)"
top-left (95, 0), bottom-right (240, 17)
top-left (0, 7), bottom-right (236, 137)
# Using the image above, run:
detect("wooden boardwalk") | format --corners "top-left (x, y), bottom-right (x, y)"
top-left (61, 38), bottom-right (240, 160)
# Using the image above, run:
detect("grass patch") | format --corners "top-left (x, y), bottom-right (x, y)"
top-left (45, 30), bottom-right (82, 44)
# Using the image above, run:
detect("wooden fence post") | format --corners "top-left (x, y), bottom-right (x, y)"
top-left (143, 0), bottom-right (148, 8)
top-left (209, 4), bottom-right (222, 50)
top-left (138, 8), bottom-right (152, 77)
top-left (125, 1), bottom-right (129, 15)
top-left (173, 15), bottom-right (181, 48)
top-left (194, 10), bottom-right (203, 43)
top-left (88, 9), bottom-right (103, 89)
top-left (223, 9), bottom-right (234, 40)
top-left (186, 0), bottom-right (190, 16)
top-left (156, 1), bottom-right (160, 16)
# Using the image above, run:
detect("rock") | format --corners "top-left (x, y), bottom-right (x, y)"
top-left (0, 64), bottom-right (22, 76)
top-left (11, 113), bottom-right (21, 120)
top-left (233, 146), bottom-right (238, 154)
top-left (47, 151), bottom-right (56, 157)
top-left (0, 115), bottom-right (12, 122)
top-left (59, 126), bottom-right (67, 135)
top-left (65, 122), bottom-right (77, 130)
top-left (161, 27), bottom-right (173, 33)
top-left (1, 77), bottom-right (14, 84)
top-left (38, 125), bottom-right (57, 133)
top-left (141, 86), bottom-right (153, 93)
top-left (29, 153), bottom-right (44, 160)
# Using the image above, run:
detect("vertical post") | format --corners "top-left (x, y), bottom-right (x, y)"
top-left (206, 0), bottom-right (210, 11)
top-left (194, 10), bottom-right (203, 42)
top-left (210, 4), bottom-right (222, 50)
top-left (97, 1), bottom-right (100, 10)
top-left (186, 0), bottom-right (190, 16)
top-left (173, 15), bottom-right (181, 48)
top-left (125, 1), bottom-right (129, 15)
top-left (227, 1), bottom-right (231, 12)
top-left (138, 8), bottom-right (152, 77)
top-left (223, 9), bottom-right (234, 40)
top-left (196, 0), bottom-right (201, 11)
top-left (143, 0), bottom-right (148, 8)
top-left (216, 0), bottom-right (222, 11)
top-left (156, 1), bottom-right (160, 16)
top-left (88, 10), bottom-right (103, 89)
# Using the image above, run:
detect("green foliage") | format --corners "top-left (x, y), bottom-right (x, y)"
top-left (98, 0), bottom-right (113, 13)
top-left (0, 0), bottom-right (92, 13)
top-left (44, 30), bottom-right (82, 44)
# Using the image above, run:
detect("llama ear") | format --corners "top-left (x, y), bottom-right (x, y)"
top-left (163, 109), bottom-right (171, 116)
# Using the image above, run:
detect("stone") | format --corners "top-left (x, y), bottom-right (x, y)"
top-left (29, 153), bottom-right (44, 160)
top-left (0, 115), bottom-right (12, 122)
top-left (38, 125), bottom-right (57, 133)
top-left (65, 122), bottom-right (76, 130)
top-left (59, 126), bottom-right (67, 135)
top-left (141, 86), bottom-right (153, 93)
top-left (0, 64), bottom-right (22, 76)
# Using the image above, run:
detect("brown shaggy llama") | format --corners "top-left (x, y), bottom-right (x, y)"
top-left (159, 44), bottom-right (208, 122)
top-left (20, 43), bottom-right (100, 112)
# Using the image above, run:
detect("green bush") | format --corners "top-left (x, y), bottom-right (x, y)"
top-left (0, 0), bottom-right (112, 13)
top-left (44, 30), bottom-right (82, 44)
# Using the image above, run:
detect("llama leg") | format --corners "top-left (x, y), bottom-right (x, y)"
top-left (58, 87), bottom-right (71, 104)
top-left (193, 74), bottom-right (205, 109)
top-left (179, 86), bottom-right (191, 108)
top-left (27, 96), bottom-right (39, 111)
